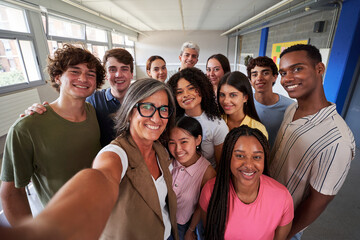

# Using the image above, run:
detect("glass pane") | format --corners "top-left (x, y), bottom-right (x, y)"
top-left (92, 45), bottom-right (108, 62)
top-left (48, 16), bottom-right (85, 39)
top-left (0, 39), bottom-right (27, 87)
top-left (0, 4), bottom-right (29, 32)
top-left (112, 32), bottom-right (124, 45)
top-left (19, 40), bottom-right (41, 82)
top-left (125, 36), bottom-right (134, 46)
top-left (47, 40), bottom-right (58, 57)
top-left (125, 47), bottom-right (135, 59)
top-left (86, 26), bottom-right (107, 42)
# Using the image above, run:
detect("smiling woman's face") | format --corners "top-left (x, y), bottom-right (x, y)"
top-left (129, 90), bottom-right (169, 144)
top-left (206, 58), bottom-right (225, 88)
top-left (175, 78), bottom-right (202, 114)
top-left (230, 135), bottom-right (264, 189)
top-left (148, 59), bottom-right (167, 82)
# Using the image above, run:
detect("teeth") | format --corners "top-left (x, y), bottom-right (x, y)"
top-left (74, 85), bottom-right (88, 89)
top-left (115, 80), bottom-right (125, 83)
top-left (287, 84), bottom-right (298, 89)
top-left (242, 172), bottom-right (254, 176)
top-left (146, 125), bottom-right (159, 130)
top-left (177, 153), bottom-right (185, 157)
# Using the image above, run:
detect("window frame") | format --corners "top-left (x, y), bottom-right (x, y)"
top-left (0, 6), bottom-right (45, 94)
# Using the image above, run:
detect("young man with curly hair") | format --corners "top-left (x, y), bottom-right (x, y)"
top-left (26, 48), bottom-right (134, 147)
top-left (0, 44), bottom-right (105, 226)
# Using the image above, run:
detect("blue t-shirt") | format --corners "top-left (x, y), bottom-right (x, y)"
top-left (254, 94), bottom-right (294, 148)
top-left (86, 88), bottom-right (121, 146)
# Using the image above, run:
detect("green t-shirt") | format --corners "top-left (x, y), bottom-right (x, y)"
top-left (1, 103), bottom-right (101, 206)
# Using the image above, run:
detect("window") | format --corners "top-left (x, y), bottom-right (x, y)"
top-left (41, 12), bottom-right (136, 75)
top-left (112, 32), bottom-right (136, 58)
top-left (125, 36), bottom-right (134, 47)
top-left (112, 32), bottom-right (124, 45)
top-left (86, 26), bottom-right (107, 43)
top-left (0, 39), bottom-right (40, 88)
top-left (87, 44), bottom-right (108, 61)
top-left (48, 16), bottom-right (85, 39)
top-left (111, 32), bottom-right (136, 76)
top-left (0, 5), bottom-right (29, 33)
top-left (0, 3), bottom-right (43, 92)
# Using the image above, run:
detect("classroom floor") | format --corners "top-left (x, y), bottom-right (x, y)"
top-left (1, 148), bottom-right (359, 239)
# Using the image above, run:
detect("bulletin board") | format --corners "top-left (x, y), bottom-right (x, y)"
top-left (271, 39), bottom-right (309, 68)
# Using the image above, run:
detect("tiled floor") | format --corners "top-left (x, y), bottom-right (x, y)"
top-left (0, 148), bottom-right (359, 239)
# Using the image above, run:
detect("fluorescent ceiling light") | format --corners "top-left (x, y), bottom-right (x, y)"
top-left (221, 0), bottom-right (294, 36)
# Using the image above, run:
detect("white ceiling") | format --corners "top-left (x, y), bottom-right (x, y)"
top-left (70, 0), bottom-right (290, 32)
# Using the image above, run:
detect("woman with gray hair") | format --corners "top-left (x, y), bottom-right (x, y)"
top-left (0, 78), bottom-right (178, 240)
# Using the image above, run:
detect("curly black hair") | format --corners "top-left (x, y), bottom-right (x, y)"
top-left (167, 67), bottom-right (221, 120)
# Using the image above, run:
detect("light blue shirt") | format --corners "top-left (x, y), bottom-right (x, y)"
top-left (254, 94), bottom-right (294, 148)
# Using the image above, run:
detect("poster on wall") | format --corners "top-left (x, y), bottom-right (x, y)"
top-left (271, 39), bottom-right (309, 68)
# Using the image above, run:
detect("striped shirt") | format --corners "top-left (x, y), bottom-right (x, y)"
top-left (269, 102), bottom-right (355, 209)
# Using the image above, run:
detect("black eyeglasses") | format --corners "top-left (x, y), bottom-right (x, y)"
top-left (135, 102), bottom-right (173, 119)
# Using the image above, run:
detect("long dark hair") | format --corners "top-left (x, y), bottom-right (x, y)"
top-left (205, 125), bottom-right (269, 240)
top-left (206, 54), bottom-right (231, 74)
top-left (217, 71), bottom-right (261, 122)
top-left (168, 67), bottom-right (221, 120)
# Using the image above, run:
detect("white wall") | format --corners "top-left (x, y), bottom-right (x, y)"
top-left (135, 30), bottom-right (228, 79)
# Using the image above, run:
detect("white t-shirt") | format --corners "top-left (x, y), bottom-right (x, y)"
top-left (189, 112), bottom-right (229, 167)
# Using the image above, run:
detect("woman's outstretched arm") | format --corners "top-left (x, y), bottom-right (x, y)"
top-left (1, 151), bottom-right (123, 240)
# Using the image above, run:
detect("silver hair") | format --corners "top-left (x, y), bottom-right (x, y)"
top-left (114, 78), bottom-right (176, 138)
top-left (180, 41), bottom-right (200, 56)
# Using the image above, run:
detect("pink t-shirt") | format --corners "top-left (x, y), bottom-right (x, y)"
top-left (171, 155), bottom-right (210, 224)
top-left (200, 175), bottom-right (293, 240)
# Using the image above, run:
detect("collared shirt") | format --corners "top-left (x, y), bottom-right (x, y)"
top-left (86, 88), bottom-right (121, 146)
top-left (223, 114), bottom-right (268, 139)
top-left (171, 155), bottom-right (210, 224)
top-left (270, 102), bottom-right (355, 209)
